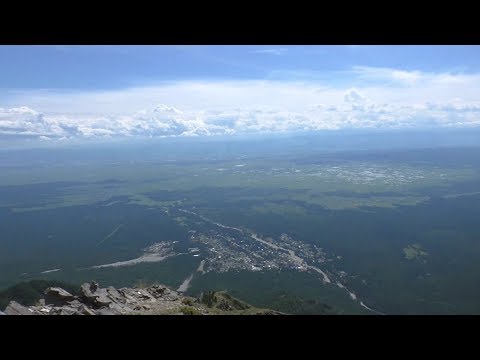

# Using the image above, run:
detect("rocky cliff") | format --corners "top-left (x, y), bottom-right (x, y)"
top-left (2, 281), bottom-right (284, 315)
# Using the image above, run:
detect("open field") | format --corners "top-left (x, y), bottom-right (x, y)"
top-left (2, 146), bottom-right (480, 314)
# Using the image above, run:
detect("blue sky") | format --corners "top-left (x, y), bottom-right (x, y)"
top-left (1, 45), bottom-right (480, 143)
top-left (1, 45), bottom-right (479, 89)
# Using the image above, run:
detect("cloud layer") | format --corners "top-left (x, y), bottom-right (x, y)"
top-left (2, 93), bottom-right (480, 142)
top-left (2, 67), bottom-right (480, 142)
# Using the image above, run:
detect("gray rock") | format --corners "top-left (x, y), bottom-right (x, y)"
top-left (1, 282), bottom-right (266, 316)
top-left (67, 299), bottom-right (83, 308)
top-left (147, 285), bottom-right (168, 298)
top-left (80, 282), bottom-right (98, 300)
top-left (89, 281), bottom-right (99, 292)
top-left (96, 308), bottom-right (121, 315)
top-left (4, 301), bottom-right (34, 315)
top-left (38, 307), bottom-right (52, 314)
top-left (118, 288), bottom-right (136, 302)
top-left (135, 289), bottom-right (155, 301)
top-left (48, 307), bottom-right (65, 315)
top-left (109, 301), bottom-right (133, 314)
top-left (0, 310), bottom-right (6, 315)
top-left (79, 305), bottom-right (97, 316)
top-left (44, 287), bottom-right (75, 306)
top-left (133, 303), bottom-right (152, 311)
top-left (118, 288), bottom-right (145, 305)
top-left (80, 282), bottom-right (112, 308)
top-left (106, 286), bottom-right (124, 304)
top-left (162, 289), bottom-right (180, 301)
top-left (95, 291), bottom-right (112, 307)
top-left (58, 307), bottom-right (78, 315)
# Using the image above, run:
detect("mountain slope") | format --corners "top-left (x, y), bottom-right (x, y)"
top-left (2, 281), bottom-right (284, 315)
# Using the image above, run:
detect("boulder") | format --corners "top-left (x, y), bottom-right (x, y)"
top-left (135, 289), bottom-right (156, 301)
top-left (77, 305), bottom-right (96, 316)
top-left (47, 307), bottom-right (63, 315)
top-left (44, 287), bottom-right (75, 306)
top-left (80, 281), bottom-right (98, 300)
top-left (38, 307), bottom-right (52, 314)
top-left (89, 281), bottom-right (99, 292)
top-left (96, 308), bottom-right (121, 315)
top-left (94, 291), bottom-right (112, 307)
top-left (58, 307), bottom-right (78, 315)
top-left (4, 301), bottom-right (34, 315)
top-left (67, 299), bottom-right (83, 308)
top-left (147, 285), bottom-right (168, 299)
top-left (108, 302), bottom-right (129, 314)
top-left (133, 304), bottom-right (151, 311)
top-left (118, 288), bottom-right (146, 306)
top-left (106, 286), bottom-right (124, 304)
top-left (162, 289), bottom-right (180, 301)
top-left (80, 281), bottom-right (112, 308)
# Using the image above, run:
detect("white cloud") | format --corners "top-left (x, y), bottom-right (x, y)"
top-left (352, 66), bottom-right (480, 90)
top-left (0, 106), bottom-right (70, 137)
top-left (352, 66), bottom-right (424, 85)
top-left (2, 67), bottom-right (480, 142)
top-left (2, 94), bottom-right (480, 142)
top-left (4, 81), bottom-right (333, 114)
top-left (344, 88), bottom-right (367, 104)
top-left (253, 48), bottom-right (288, 56)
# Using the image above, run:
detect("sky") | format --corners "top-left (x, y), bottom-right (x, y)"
top-left (1, 45), bottom-right (480, 144)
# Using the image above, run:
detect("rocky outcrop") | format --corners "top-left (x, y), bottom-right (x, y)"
top-left (80, 282), bottom-right (113, 308)
top-left (4, 301), bottom-right (34, 315)
top-left (44, 287), bottom-right (75, 306)
top-left (2, 281), bottom-right (284, 315)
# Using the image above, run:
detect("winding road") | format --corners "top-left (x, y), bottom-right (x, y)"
top-left (179, 208), bottom-right (384, 314)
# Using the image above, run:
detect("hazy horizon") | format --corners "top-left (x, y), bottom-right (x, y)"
top-left (1, 45), bottom-right (480, 148)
